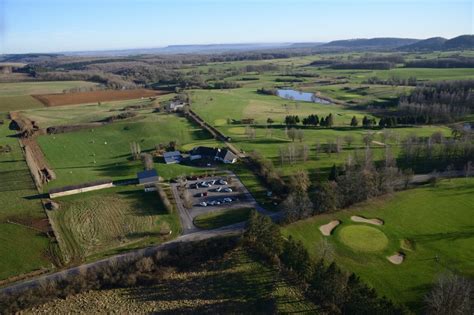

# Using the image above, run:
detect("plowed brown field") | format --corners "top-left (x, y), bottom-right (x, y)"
top-left (32, 89), bottom-right (168, 106)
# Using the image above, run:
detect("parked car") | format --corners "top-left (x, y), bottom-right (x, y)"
top-left (223, 197), bottom-right (233, 203)
top-left (199, 182), bottom-right (210, 187)
top-left (223, 188), bottom-right (233, 193)
top-left (215, 186), bottom-right (223, 192)
top-left (199, 202), bottom-right (207, 207)
top-left (218, 180), bottom-right (228, 185)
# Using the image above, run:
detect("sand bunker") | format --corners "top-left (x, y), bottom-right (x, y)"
top-left (387, 252), bottom-right (405, 265)
top-left (351, 216), bottom-right (384, 226)
top-left (319, 220), bottom-right (341, 236)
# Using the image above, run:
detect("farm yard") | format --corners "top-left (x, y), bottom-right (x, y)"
top-left (283, 178), bottom-right (474, 309)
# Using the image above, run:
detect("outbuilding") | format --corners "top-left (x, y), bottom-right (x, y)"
top-left (163, 151), bottom-right (182, 164)
top-left (137, 169), bottom-right (159, 185)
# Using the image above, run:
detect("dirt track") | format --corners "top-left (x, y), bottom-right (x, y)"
top-left (32, 89), bottom-right (168, 106)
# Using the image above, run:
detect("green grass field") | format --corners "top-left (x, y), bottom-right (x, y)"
top-left (0, 117), bottom-right (52, 280)
top-left (283, 178), bottom-right (474, 310)
top-left (50, 186), bottom-right (180, 263)
top-left (37, 112), bottom-right (219, 190)
top-left (193, 208), bottom-right (253, 230)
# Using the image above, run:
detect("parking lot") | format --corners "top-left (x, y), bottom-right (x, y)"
top-left (171, 171), bottom-right (265, 234)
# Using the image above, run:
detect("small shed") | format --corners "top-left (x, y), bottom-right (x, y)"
top-left (163, 151), bottom-right (182, 164)
top-left (137, 169), bottom-right (159, 185)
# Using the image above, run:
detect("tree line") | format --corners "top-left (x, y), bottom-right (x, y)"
top-left (398, 80), bottom-right (474, 122)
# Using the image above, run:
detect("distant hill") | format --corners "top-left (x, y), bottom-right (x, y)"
top-left (399, 37), bottom-right (447, 51)
top-left (399, 35), bottom-right (474, 51)
top-left (63, 43), bottom-right (294, 56)
top-left (444, 35), bottom-right (474, 49)
top-left (321, 37), bottom-right (420, 50)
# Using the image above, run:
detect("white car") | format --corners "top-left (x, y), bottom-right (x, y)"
top-left (218, 180), bottom-right (228, 185)
top-left (223, 197), bottom-right (233, 203)
top-left (200, 182), bottom-right (210, 187)
top-left (223, 188), bottom-right (233, 193)
top-left (215, 186), bottom-right (223, 192)
top-left (199, 202), bottom-right (207, 207)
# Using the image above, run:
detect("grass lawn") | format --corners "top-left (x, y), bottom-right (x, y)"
top-left (193, 208), bottom-right (253, 230)
top-left (283, 178), bottom-right (474, 310)
top-left (50, 185), bottom-right (180, 263)
top-left (0, 117), bottom-right (52, 280)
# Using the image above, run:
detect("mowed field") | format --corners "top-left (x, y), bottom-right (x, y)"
top-left (27, 248), bottom-right (317, 314)
top-left (0, 117), bottom-right (52, 280)
top-left (33, 89), bottom-right (168, 106)
top-left (0, 81), bottom-right (99, 112)
top-left (283, 178), bottom-right (474, 309)
top-left (50, 186), bottom-right (180, 263)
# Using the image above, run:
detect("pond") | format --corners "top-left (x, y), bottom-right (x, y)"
top-left (277, 89), bottom-right (332, 104)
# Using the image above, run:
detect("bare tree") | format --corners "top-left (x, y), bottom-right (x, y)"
top-left (343, 135), bottom-right (354, 148)
top-left (141, 153), bottom-right (154, 170)
top-left (130, 141), bottom-right (141, 160)
top-left (424, 273), bottom-right (472, 315)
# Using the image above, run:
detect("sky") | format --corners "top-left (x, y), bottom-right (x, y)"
top-left (0, 0), bottom-right (472, 54)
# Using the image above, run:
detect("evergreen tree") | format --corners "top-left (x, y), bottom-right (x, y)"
top-left (350, 115), bottom-right (359, 127)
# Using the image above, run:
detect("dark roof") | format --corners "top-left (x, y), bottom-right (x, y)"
top-left (190, 146), bottom-right (217, 158)
top-left (137, 169), bottom-right (159, 180)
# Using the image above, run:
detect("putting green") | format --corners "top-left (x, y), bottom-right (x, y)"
top-left (338, 225), bottom-right (388, 252)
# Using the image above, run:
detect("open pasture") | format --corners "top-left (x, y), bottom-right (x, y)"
top-left (37, 113), bottom-right (219, 189)
top-left (283, 178), bottom-right (474, 309)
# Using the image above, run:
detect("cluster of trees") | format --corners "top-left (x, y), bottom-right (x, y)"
top-left (398, 80), bottom-right (474, 122)
top-left (210, 81), bottom-right (242, 89)
top-left (243, 211), bottom-right (406, 314)
top-left (330, 61), bottom-right (394, 70)
top-left (405, 57), bottom-right (474, 68)
top-left (400, 132), bottom-right (474, 172)
top-left (247, 151), bottom-right (287, 196)
top-left (278, 143), bottom-right (310, 165)
top-left (286, 114), bottom-right (334, 127)
top-left (365, 76), bottom-right (417, 86)
top-left (378, 115), bottom-right (433, 128)
top-left (280, 146), bottom-right (411, 222)
top-left (257, 87), bottom-right (277, 96)
top-left (362, 116), bottom-right (377, 128)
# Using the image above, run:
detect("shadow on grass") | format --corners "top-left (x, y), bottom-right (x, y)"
top-left (117, 189), bottom-right (168, 216)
